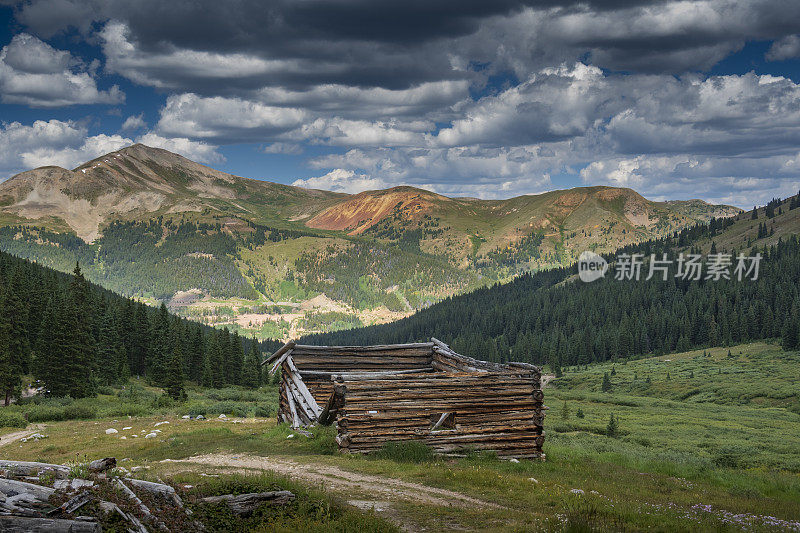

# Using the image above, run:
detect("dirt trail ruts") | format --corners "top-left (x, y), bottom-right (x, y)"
top-left (0, 424), bottom-right (44, 447)
top-left (166, 453), bottom-right (502, 510)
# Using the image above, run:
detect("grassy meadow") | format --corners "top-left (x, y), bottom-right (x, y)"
top-left (1, 342), bottom-right (799, 531)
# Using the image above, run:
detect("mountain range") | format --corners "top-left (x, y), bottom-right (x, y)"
top-left (0, 144), bottom-right (740, 338)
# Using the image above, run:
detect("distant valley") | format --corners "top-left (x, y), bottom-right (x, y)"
top-left (0, 144), bottom-right (740, 339)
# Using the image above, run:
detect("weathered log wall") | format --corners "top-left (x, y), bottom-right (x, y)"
top-left (271, 339), bottom-right (545, 458)
top-left (334, 372), bottom-right (544, 458)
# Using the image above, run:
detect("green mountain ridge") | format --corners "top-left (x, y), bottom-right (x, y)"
top-left (0, 144), bottom-right (741, 339)
top-left (305, 192), bottom-right (800, 367)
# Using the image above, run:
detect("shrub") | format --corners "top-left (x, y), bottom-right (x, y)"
top-left (209, 401), bottom-right (249, 417)
top-left (205, 388), bottom-right (262, 402)
top-left (62, 404), bottom-right (96, 420)
top-left (254, 404), bottom-right (272, 418)
top-left (0, 412), bottom-right (27, 428)
top-left (374, 440), bottom-right (434, 463)
top-left (713, 445), bottom-right (752, 469)
top-left (103, 404), bottom-right (151, 417)
top-left (26, 405), bottom-right (65, 422)
top-left (153, 394), bottom-right (175, 408)
top-left (96, 385), bottom-right (115, 396)
top-left (118, 383), bottom-right (157, 403)
top-left (606, 413), bottom-right (619, 438)
top-left (185, 401), bottom-right (210, 417)
top-left (309, 426), bottom-right (339, 455)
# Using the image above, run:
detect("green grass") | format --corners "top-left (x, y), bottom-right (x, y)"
top-left (3, 342), bottom-right (800, 531)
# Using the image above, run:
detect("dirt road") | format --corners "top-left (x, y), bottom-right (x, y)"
top-left (0, 425), bottom-right (43, 448)
top-left (167, 453), bottom-right (501, 510)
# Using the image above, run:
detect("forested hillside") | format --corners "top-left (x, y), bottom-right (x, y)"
top-left (305, 193), bottom-right (800, 369)
top-left (0, 144), bottom-right (740, 338)
top-left (0, 251), bottom-right (280, 405)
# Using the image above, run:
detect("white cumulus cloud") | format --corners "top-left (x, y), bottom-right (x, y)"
top-left (292, 168), bottom-right (387, 194)
top-left (0, 33), bottom-right (123, 107)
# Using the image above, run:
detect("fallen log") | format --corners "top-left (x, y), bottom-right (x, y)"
top-left (199, 491), bottom-right (295, 516)
top-left (98, 500), bottom-right (148, 533)
top-left (0, 460), bottom-right (70, 478)
top-left (0, 515), bottom-right (100, 532)
top-left (115, 478), bottom-right (168, 532)
top-left (125, 478), bottom-right (184, 508)
top-left (55, 490), bottom-right (92, 515)
top-left (0, 478), bottom-right (56, 502)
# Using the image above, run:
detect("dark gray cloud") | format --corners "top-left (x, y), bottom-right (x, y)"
top-left (13, 0), bottom-right (799, 93)
top-left (4, 0), bottom-right (800, 205)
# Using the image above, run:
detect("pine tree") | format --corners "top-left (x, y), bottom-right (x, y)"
top-left (560, 400), bottom-right (570, 420)
top-left (601, 372), bottom-right (612, 393)
top-left (164, 335), bottom-right (187, 401)
top-left (33, 299), bottom-right (60, 392)
top-left (188, 326), bottom-right (205, 383)
top-left (63, 263), bottom-right (96, 398)
top-left (148, 304), bottom-right (171, 384)
top-left (241, 339), bottom-right (262, 389)
top-left (0, 288), bottom-right (21, 406)
top-left (130, 304), bottom-right (150, 376)
top-left (96, 307), bottom-right (123, 385)
top-left (576, 407), bottom-right (585, 419)
top-left (203, 332), bottom-right (225, 388)
top-left (751, 207), bottom-right (758, 220)
top-left (782, 310), bottom-right (799, 351)
top-left (606, 413), bottom-right (619, 437)
top-left (227, 331), bottom-right (244, 385)
top-left (0, 280), bottom-right (29, 405)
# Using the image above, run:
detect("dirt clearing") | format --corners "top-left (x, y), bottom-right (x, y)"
top-left (165, 453), bottom-right (501, 510)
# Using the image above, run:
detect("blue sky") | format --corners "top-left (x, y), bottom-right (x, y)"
top-left (2, 1), bottom-right (800, 207)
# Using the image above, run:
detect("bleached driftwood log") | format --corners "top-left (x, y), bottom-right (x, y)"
top-left (0, 460), bottom-right (70, 479)
top-left (199, 491), bottom-right (295, 516)
top-left (0, 478), bottom-right (56, 501)
top-left (0, 515), bottom-right (100, 532)
top-left (125, 478), bottom-right (184, 508)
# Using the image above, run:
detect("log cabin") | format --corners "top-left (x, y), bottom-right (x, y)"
top-left (262, 338), bottom-right (545, 459)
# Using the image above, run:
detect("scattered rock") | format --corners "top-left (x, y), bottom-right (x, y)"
top-left (88, 458), bottom-right (116, 473)
top-left (144, 433), bottom-right (157, 439)
top-left (104, 429), bottom-right (118, 435)
top-left (154, 421), bottom-right (169, 427)
top-left (182, 415), bottom-right (190, 419)
top-left (528, 478), bottom-right (539, 484)
top-left (122, 427), bottom-right (132, 431)
top-left (509, 458), bottom-right (520, 463)
top-left (195, 415), bottom-right (205, 420)
top-left (286, 434), bottom-right (295, 439)
top-left (570, 489), bottom-right (585, 495)
top-left (120, 436), bottom-right (126, 440)
top-left (20, 433), bottom-right (48, 442)
top-left (218, 414), bottom-right (227, 419)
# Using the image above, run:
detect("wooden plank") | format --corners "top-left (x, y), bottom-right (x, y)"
top-left (298, 368), bottom-right (433, 379)
top-left (285, 357), bottom-right (321, 418)
top-left (270, 349), bottom-right (293, 374)
top-left (263, 340), bottom-right (296, 366)
top-left (292, 342), bottom-right (434, 352)
top-left (285, 384), bottom-right (301, 428)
